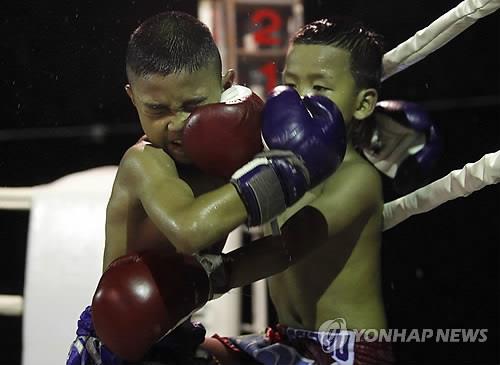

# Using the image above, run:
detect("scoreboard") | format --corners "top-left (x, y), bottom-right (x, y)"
top-left (200, 0), bottom-right (303, 99)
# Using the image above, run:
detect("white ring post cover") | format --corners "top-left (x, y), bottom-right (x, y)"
top-left (22, 166), bottom-right (117, 365)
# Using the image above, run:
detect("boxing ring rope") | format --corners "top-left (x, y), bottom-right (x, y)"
top-left (0, 294), bottom-right (23, 316)
top-left (0, 187), bottom-right (42, 210)
top-left (383, 150), bottom-right (500, 231)
top-left (382, 0), bottom-right (500, 80)
top-left (0, 187), bottom-right (38, 316)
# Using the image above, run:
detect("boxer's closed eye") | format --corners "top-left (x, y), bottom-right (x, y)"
top-left (144, 103), bottom-right (169, 112)
top-left (182, 96), bottom-right (208, 112)
top-left (312, 85), bottom-right (332, 92)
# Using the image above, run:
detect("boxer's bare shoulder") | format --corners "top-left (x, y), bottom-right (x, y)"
top-left (103, 140), bottom-right (192, 269)
top-left (117, 140), bottom-right (179, 184)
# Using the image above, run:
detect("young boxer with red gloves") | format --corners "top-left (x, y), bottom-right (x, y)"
top-left (67, 11), bottom-right (347, 365)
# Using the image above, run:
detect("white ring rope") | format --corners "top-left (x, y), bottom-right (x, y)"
top-left (383, 150), bottom-right (500, 231)
top-left (0, 295), bottom-right (23, 316)
top-left (0, 187), bottom-right (41, 210)
top-left (382, 0), bottom-right (500, 81)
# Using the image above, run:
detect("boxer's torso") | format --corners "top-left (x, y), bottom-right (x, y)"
top-left (267, 149), bottom-right (387, 331)
top-left (103, 140), bottom-right (226, 270)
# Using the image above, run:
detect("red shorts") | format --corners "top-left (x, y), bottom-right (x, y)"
top-left (213, 325), bottom-right (394, 365)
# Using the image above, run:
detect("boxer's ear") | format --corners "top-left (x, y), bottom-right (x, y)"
top-left (125, 84), bottom-right (136, 107)
top-left (222, 69), bottom-right (235, 90)
top-left (353, 88), bottom-right (378, 120)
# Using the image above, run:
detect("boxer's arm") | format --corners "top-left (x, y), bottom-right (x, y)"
top-left (121, 145), bottom-right (247, 255)
top-left (222, 206), bottom-right (329, 290)
top-left (220, 160), bottom-right (382, 291)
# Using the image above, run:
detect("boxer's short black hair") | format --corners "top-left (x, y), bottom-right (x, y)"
top-left (292, 17), bottom-right (384, 91)
top-left (126, 11), bottom-right (221, 81)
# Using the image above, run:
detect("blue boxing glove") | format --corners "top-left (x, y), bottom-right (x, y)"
top-left (261, 86), bottom-right (346, 186)
top-left (231, 86), bottom-right (346, 226)
top-left (363, 100), bottom-right (442, 195)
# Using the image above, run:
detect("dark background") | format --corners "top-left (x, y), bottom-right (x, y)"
top-left (1, 0), bottom-right (499, 364)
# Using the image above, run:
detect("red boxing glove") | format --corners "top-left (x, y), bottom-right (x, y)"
top-left (183, 85), bottom-right (264, 178)
top-left (91, 250), bottom-right (227, 361)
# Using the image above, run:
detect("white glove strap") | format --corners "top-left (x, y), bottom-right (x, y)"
top-left (220, 84), bottom-right (253, 104)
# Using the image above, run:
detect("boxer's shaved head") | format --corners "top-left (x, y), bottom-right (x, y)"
top-left (126, 11), bottom-right (222, 83)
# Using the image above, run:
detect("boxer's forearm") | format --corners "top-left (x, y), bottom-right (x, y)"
top-left (223, 206), bottom-right (329, 289)
top-left (223, 235), bottom-right (292, 290)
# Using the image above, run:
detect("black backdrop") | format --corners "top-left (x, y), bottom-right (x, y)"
top-left (1, 0), bottom-right (499, 364)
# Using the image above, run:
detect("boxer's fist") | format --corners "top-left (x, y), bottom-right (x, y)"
top-left (231, 150), bottom-right (310, 225)
top-left (262, 86), bottom-right (347, 186)
top-left (183, 85), bottom-right (264, 178)
top-left (364, 100), bottom-right (442, 194)
top-left (231, 86), bottom-right (346, 226)
top-left (91, 250), bottom-right (224, 361)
